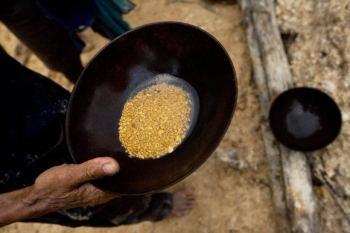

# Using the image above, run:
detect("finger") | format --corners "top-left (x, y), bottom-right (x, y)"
top-left (71, 157), bottom-right (120, 185)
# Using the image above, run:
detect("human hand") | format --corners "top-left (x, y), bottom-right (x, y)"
top-left (25, 157), bottom-right (119, 217)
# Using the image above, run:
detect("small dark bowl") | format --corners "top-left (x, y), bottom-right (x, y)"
top-left (66, 22), bottom-right (237, 195)
top-left (269, 87), bottom-right (342, 151)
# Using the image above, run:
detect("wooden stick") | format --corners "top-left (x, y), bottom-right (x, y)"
top-left (238, 0), bottom-right (321, 232)
top-left (309, 154), bottom-right (350, 225)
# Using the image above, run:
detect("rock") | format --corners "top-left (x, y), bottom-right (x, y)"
top-left (215, 148), bottom-right (250, 170)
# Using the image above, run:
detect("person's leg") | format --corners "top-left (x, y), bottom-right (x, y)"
top-left (94, 193), bottom-right (173, 226)
top-left (93, 188), bottom-right (195, 226)
top-left (1, 0), bottom-right (84, 83)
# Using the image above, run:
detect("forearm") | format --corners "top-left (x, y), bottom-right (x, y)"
top-left (0, 186), bottom-right (49, 227)
top-left (0, 157), bottom-right (119, 227)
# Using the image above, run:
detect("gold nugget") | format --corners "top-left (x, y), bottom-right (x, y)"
top-left (118, 83), bottom-right (191, 159)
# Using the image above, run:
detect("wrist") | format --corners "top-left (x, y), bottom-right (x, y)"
top-left (22, 185), bottom-right (58, 219)
top-left (21, 186), bottom-right (45, 217)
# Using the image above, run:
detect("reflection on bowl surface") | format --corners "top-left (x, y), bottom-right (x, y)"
top-left (66, 22), bottom-right (237, 195)
top-left (269, 87), bottom-right (342, 151)
top-left (286, 100), bottom-right (321, 139)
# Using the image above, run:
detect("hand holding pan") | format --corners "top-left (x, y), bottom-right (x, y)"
top-left (66, 22), bottom-right (238, 195)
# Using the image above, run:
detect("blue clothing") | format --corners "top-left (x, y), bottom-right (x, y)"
top-left (37, 0), bottom-right (134, 51)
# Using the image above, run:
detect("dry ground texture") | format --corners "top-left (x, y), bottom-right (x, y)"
top-left (0, 0), bottom-right (349, 232)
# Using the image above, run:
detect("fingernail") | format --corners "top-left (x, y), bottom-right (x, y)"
top-left (102, 163), bottom-right (117, 175)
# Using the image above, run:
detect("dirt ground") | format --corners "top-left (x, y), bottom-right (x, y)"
top-left (0, 0), bottom-right (349, 233)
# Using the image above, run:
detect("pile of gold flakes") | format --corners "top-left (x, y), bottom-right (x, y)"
top-left (118, 83), bottom-right (191, 159)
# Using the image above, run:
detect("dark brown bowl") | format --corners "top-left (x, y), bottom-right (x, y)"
top-left (269, 87), bottom-right (342, 151)
top-left (66, 22), bottom-right (237, 195)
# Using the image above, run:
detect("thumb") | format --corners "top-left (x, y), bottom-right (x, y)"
top-left (72, 157), bottom-right (120, 185)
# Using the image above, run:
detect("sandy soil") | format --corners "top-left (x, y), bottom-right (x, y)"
top-left (0, 0), bottom-right (349, 233)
